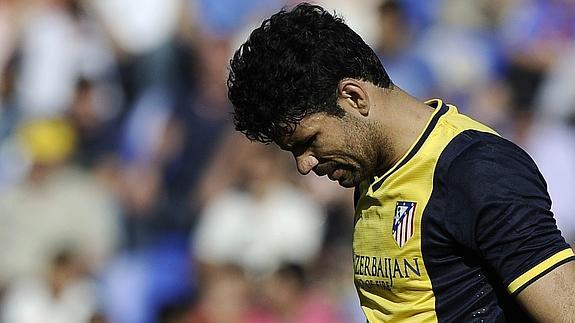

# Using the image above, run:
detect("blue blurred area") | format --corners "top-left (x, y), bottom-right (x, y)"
top-left (100, 234), bottom-right (194, 323)
top-left (0, 0), bottom-right (574, 322)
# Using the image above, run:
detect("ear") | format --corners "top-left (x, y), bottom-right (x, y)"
top-left (337, 78), bottom-right (370, 117)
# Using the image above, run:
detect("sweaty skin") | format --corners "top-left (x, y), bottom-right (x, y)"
top-left (516, 261), bottom-right (575, 322)
top-left (280, 80), bottom-right (433, 188)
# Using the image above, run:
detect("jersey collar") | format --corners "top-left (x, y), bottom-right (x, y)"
top-left (369, 99), bottom-right (450, 192)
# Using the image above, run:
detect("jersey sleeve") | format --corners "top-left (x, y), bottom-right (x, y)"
top-left (444, 136), bottom-right (574, 296)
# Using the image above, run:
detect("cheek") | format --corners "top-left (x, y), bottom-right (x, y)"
top-left (319, 120), bottom-right (372, 166)
top-left (344, 126), bottom-right (378, 171)
top-left (344, 129), bottom-right (367, 153)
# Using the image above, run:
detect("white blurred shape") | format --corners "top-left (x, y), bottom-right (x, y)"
top-left (194, 183), bottom-right (325, 274)
top-left (89, 0), bottom-right (182, 54)
top-left (0, 167), bottom-right (120, 284)
top-left (536, 46), bottom-right (575, 121)
top-left (1, 278), bottom-right (97, 323)
top-left (16, 7), bottom-right (79, 118)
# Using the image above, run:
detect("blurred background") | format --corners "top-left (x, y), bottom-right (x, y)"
top-left (0, 0), bottom-right (574, 322)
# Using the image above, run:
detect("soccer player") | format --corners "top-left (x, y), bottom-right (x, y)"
top-left (227, 3), bottom-right (575, 322)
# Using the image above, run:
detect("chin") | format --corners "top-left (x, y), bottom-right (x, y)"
top-left (337, 176), bottom-right (359, 188)
top-left (335, 169), bottom-right (366, 188)
top-left (338, 180), bottom-right (356, 188)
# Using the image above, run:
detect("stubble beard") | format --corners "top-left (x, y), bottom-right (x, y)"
top-left (342, 116), bottom-right (393, 186)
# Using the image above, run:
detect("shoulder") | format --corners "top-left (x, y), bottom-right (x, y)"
top-left (439, 130), bottom-right (528, 165)
top-left (435, 130), bottom-right (543, 191)
top-left (432, 130), bottom-right (551, 240)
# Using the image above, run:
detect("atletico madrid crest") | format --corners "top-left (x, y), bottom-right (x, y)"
top-left (392, 201), bottom-right (417, 248)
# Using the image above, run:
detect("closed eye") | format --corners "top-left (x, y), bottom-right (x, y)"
top-left (292, 134), bottom-right (317, 156)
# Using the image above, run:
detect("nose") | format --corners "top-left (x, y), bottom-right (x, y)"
top-left (295, 155), bottom-right (319, 175)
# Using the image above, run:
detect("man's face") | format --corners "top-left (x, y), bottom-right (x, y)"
top-left (278, 111), bottom-right (386, 188)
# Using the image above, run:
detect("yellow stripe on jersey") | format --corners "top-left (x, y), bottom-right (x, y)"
top-left (507, 248), bottom-right (575, 295)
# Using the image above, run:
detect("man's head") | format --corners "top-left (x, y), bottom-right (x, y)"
top-left (227, 3), bottom-right (394, 187)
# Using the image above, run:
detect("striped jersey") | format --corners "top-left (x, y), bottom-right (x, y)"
top-left (353, 99), bottom-right (574, 322)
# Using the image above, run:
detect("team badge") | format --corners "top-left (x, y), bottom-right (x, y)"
top-left (392, 201), bottom-right (417, 248)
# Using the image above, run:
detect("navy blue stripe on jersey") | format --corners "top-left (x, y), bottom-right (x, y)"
top-left (372, 102), bottom-right (449, 192)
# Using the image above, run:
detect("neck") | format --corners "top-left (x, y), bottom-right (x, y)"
top-left (375, 86), bottom-right (434, 171)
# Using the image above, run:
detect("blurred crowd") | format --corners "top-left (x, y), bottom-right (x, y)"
top-left (0, 0), bottom-right (574, 322)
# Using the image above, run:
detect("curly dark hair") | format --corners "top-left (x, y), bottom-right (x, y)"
top-left (227, 3), bottom-right (392, 143)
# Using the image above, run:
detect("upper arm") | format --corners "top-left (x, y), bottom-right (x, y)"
top-left (445, 136), bottom-right (574, 318)
top-left (516, 259), bottom-right (575, 322)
